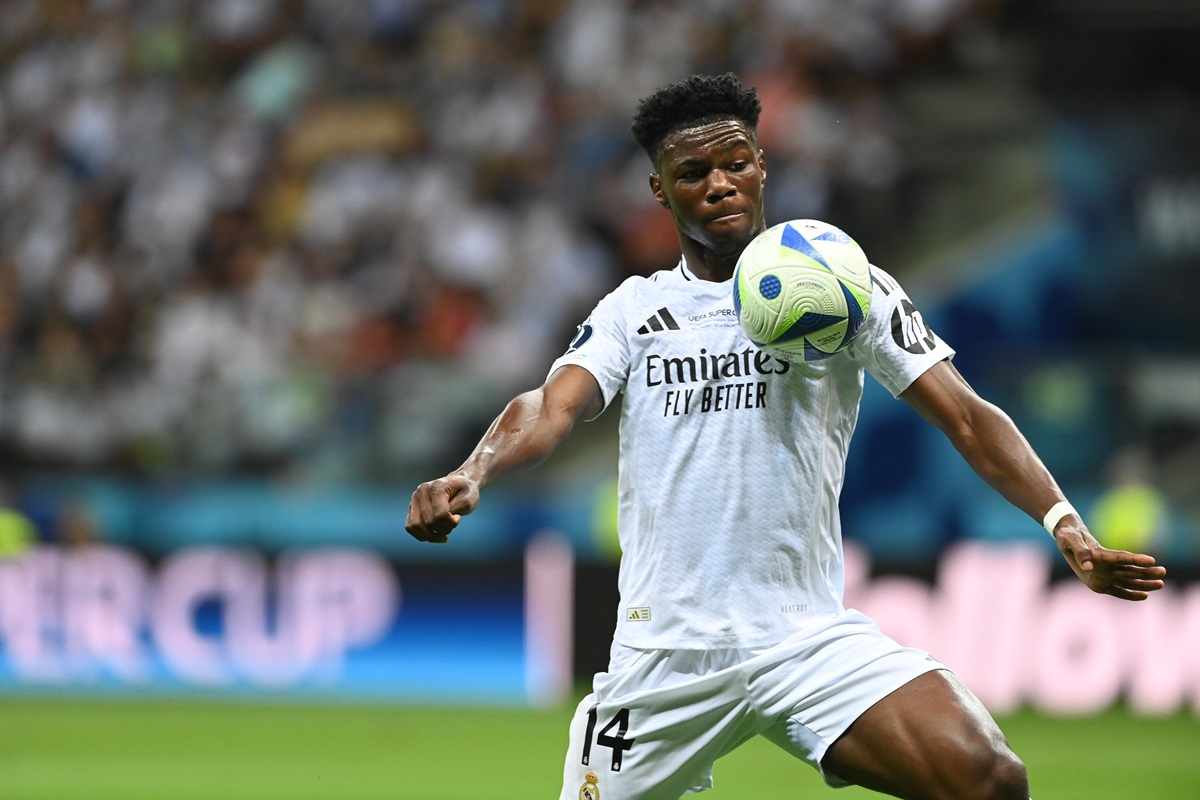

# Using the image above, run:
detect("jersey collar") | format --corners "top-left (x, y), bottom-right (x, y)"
top-left (678, 257), bottom-right (696, 282)
top-left (678, 256), bottom-right (736, 286)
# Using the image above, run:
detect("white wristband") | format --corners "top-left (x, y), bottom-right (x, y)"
top-left (1042, 501), bottom-right (1078, 535)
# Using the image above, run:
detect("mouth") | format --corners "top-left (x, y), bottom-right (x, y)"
top-left (707, 210), bottom-right (745, 225)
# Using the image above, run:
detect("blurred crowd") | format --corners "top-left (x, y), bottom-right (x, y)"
top-left (0, 0), bottom-right (1003, 481)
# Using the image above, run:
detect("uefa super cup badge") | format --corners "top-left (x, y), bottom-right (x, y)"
top-left (580, 772), bottom-right (600, 800)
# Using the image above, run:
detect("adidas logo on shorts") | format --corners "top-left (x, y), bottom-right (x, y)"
top-left (637, 308), bottom-right (680, 335)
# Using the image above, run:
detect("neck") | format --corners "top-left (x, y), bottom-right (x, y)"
top-left (680, 238), bottom-right (742, 282)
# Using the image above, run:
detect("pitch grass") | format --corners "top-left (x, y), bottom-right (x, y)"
top-left (0, 696), bottom-right (1196, 799)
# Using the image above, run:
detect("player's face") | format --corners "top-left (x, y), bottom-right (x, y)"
top-left (651, 119), bottom-right (767, 258)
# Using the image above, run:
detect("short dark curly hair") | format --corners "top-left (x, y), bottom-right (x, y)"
top-left (630, 72), bottom-right (761, 166)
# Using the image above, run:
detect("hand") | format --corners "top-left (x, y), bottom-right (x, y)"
top-left (406, 474), bottom-right (480, 543)
top-left (1053, 517), bottom-right (1167, 600)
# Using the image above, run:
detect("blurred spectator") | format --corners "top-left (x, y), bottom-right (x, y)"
top-left (0, 0), bottom-right (1015, 482)
top-left (55, 499), bottom-right (101, 548)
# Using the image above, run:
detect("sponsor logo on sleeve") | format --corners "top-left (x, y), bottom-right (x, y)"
top-left (890, 298), bottom-right (936, 354)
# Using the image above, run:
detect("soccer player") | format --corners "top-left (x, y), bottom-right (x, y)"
top-left (405, 73), bottom-right (1166, 799)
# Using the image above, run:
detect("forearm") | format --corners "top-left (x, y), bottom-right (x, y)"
top-left (454, 387), bottom-right (580, 489)
top-left (902, 364), bottom-right (1164, 598)
top-left (948, 399), bottom-right (1067, 524)
top-left (903, 363), bottom-right (1068, 525)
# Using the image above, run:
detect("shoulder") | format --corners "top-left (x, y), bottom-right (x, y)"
top-left (847, 264), bottom-right (955, 394)
top-left (865, 265), bottom-right (933, 325)
top-left (868, 265), bottom-right (903, 300)
top-left (647, 262), bottom-right (690, 285)
top-left (596, 266), bottom-right (680, 309)
top-left (623, 263), bottom-right (687, 291)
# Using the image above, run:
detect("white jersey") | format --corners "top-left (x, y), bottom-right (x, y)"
top-left (548, 259), bottom-right (954, 649)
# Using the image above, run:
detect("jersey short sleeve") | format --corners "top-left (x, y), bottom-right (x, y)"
top-left (848, 266), bottom-right (955, 396)
top-left (546, 278), bottom-right (636, 417)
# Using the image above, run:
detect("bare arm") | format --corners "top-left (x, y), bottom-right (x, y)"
top-left (405, 365), bottom-right (604, 543)
top-left (902, 360), bottom-right (1165, 600)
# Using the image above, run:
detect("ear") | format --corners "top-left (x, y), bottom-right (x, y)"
top-left (649, 174), bottom-right (670, 208)
top-left (758, 150), bottom-right (766, 185)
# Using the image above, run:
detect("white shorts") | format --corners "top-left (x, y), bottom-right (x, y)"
top-left (560, 608), bottom-right (946, 800)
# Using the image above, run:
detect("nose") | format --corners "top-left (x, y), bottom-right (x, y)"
top-left (705, 169), bottom-right (736, 203)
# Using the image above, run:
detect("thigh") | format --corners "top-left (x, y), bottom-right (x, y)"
top-left (820, 669), bottom-right (1027, 799)
top-left (558, 650), bottom-right (755, 800)
top-left (751, 611), bottom-right (946, 782)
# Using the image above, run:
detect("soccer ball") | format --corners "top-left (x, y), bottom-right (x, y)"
top-left (733, 219), bottom-right (873, 363)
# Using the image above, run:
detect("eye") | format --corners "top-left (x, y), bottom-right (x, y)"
top-left (729, 161), bottom-right (748, 172)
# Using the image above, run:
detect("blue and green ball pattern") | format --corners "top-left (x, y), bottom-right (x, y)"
top-left (734, 220), bottom-right (873, 363)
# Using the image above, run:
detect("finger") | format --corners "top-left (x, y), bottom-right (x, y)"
top-left (1109, 565), bottom-right (1167, 582)
top-left (448, 490), bottom-right (473, 517)
top-left (415, 484), bottom-right (441, 538)
top-left (407, 482), bottom-right (452, 542)
top-left (1112, 573), bottom-right (1167, 590)
top-left (1108, 575), bottom-right (1166, 594)
top-left (1096, 572), bottom-right (1166, 598)
top-left (1104, 586), bottom-right (1152, 601)
top-left (1061, 540), bottom-right (1095, 572)
top-left (1092, 548), bottom-right (1159, 568)
top-left (428, 515), bottom-right (457, 542)
top-left (404, 489), bottom-right (428, 540)
top-left (427, 479), bottom-right (453, 519)
top-left (430, 483), bottom-right (465, 540)
top-left (432, 479), bottom-right (471, 538)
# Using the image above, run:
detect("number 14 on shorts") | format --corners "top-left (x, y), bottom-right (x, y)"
top-left (582, 706), bottom-right (636, 771)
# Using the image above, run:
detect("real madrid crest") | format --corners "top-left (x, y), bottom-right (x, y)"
top-left (579, 771), bottom-right (600, 800)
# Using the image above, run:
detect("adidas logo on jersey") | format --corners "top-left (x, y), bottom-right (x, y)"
top-left (637, 308), bottom-right (680, 335)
